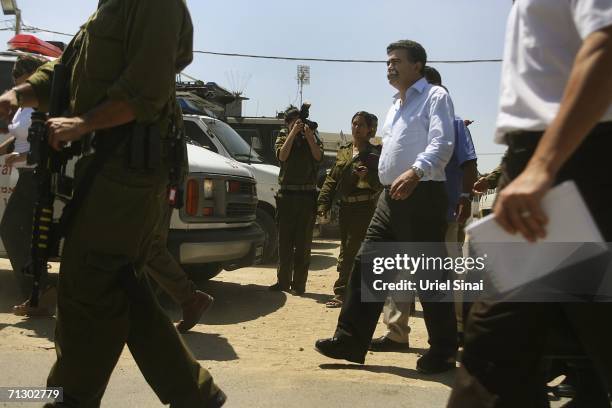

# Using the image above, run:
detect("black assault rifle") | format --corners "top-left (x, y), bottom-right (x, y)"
top-left (24, 63), bottom-right (77, 307)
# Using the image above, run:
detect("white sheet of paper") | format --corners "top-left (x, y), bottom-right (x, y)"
top-left (465, 181), bottom-right (606, 293)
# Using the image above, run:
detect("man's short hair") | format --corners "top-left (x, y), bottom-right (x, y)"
top-left (423, 66), bottom-right (442, 86)
top-left (387, 40), bottom-right (427, 74)
top-left (12, 55), bottom-right (45, 80)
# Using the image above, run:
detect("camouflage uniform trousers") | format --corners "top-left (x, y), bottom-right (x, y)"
top-left (144, 200), bottom-right (196, 306)
top-left (46, 155), bottom-right (219, 408)
top-left (332, 200), bottom-right (377, 300)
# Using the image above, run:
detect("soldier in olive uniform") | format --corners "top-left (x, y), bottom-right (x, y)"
top-left (269, 105), bottom-right (323, 295)
top-left (318, 111), bottom-right (382, 308)
top-left (472, 150), bottom-right (508, 193)
top-left (0, 1), bottom-right (225, 406)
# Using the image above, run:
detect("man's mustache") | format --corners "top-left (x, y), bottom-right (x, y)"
top-left (387, 71), bottom-right (398, 80)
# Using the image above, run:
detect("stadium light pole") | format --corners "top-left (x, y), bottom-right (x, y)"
top-left (1, 0), bottom-right (21, 35)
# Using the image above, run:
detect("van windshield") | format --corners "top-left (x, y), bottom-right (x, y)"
top-left (205, 119), bottom-right (264, 164)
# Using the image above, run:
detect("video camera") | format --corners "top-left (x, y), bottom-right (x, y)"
top-left (298, 103), bottom-right (318, 132)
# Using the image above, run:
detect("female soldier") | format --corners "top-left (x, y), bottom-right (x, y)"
top-left (318, 111), bottom-right (382, 308)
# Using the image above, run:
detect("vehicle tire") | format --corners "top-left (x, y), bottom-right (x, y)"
top-left (184, 263), bottom-right (223, 283)
top-left (255, 208), bottom-right (278, 263)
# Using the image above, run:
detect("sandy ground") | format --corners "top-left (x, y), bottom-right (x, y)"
top-left (0, 239), bottom-right (568, 407)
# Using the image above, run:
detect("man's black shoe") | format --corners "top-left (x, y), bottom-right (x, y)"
top-left (206, 389), bottom-right (227, 407)
top-left (314, 337), bottom-right (365, 364)
top-left (290, 288), bottom-right (305, 296)
top-left (268, 282), bottom-right (289, 292)
top-left (551, 382), bottom-right (576, 399)
top-left (369, 335), bottom-right (410, 352)
top-left (416, 350), bottom-right (456, 374)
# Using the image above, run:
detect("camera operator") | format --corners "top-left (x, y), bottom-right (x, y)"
top-left (270, 104), bottom-right (323, 295)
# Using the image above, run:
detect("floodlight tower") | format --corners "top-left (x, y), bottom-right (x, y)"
top-left (297, 65), bottom-right (310, 106)
top-left (1, 0), bottom-right (21, 35)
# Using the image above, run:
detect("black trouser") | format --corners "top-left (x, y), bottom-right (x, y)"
top-left (448, 123), bottom-right (612, 408)
top-left (276, 190), bottom-right (317, 292)
top-left (0, 169), bottom-right (39, 293)
top-left (334, 182), bottom-right (458, 358)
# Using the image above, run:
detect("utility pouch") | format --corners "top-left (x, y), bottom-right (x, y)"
top-left (146, 126), bottom-right (161, 170)
top-left (128, 124), bottom-right (147, 169)
top-left (127, 124), bottom-right (162, 170)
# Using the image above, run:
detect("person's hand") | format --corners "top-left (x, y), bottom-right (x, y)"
top-left (456, 196), bottom-right (472, 224)
top-left (473, 177), bottom-right (490, 194)
top-left (289, 119), bottom-right (304, 138)
top-left (303, 124), bottom-right (315, 142)
top-left (0, 90), bottom-right (19, 122)
top-left (353, 165), bottom-right (368, 178)
top-left (493, 167), bottom-right (554, 242)
top-left (4, 152), bottom-right (21, 166)
top-left (47, 117), bottom-right (89, 151)
top-left (464, 119), bottom-right (474, 127)
top-left (389, 168), bottom-right (420, 200)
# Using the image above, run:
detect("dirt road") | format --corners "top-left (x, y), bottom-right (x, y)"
top-left (0, 239), bottom-right (565, 407)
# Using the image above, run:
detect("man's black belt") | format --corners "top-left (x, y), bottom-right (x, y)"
top-left (341, 193), bottom-right (378, 203)
top-left (505, 121), bottom-right (612, 148)
top-left (383, 180), bottom-right (444, 190)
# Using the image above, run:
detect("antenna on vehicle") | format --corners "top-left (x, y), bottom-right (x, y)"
top-left (225, 70), bottom-right (255, 165)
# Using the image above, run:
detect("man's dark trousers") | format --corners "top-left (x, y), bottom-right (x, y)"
top-left (334, 181), bottom-right (458, 358)
top-left (448, 123), bottom-right (612, 408)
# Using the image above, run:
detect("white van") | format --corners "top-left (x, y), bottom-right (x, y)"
top-left (182, 114), bottom-right (281, 262)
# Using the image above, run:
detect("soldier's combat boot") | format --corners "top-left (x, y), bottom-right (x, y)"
top-left (176, 290), bottom-right (214, 333)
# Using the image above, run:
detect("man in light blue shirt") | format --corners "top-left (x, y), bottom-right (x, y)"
top-left (378, 76), bottom-right (455, 187)
top-left (316, 40), bottom-right (458, 374)
top-left (371, 67), bottom-right (479, 353)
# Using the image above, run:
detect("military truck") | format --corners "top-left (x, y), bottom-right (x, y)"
top-left (225, 116), bottom-right (284, 165)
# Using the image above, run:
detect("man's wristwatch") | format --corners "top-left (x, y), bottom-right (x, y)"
top-left (410, 165), bottom-right (424, 180)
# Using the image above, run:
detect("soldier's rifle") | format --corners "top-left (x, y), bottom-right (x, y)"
top-left (24, 63), bottom-right (77, 307)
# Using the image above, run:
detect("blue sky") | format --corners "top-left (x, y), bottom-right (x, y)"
top-left (0, 0), bottom-right (512, 171)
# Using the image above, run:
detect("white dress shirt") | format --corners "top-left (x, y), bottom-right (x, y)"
top-left (7, 107), bottom-right (34, 169)
top-left (378, 77), bottom-right (455, 185)
top-left (495, 0), bottom-right (612, 142)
